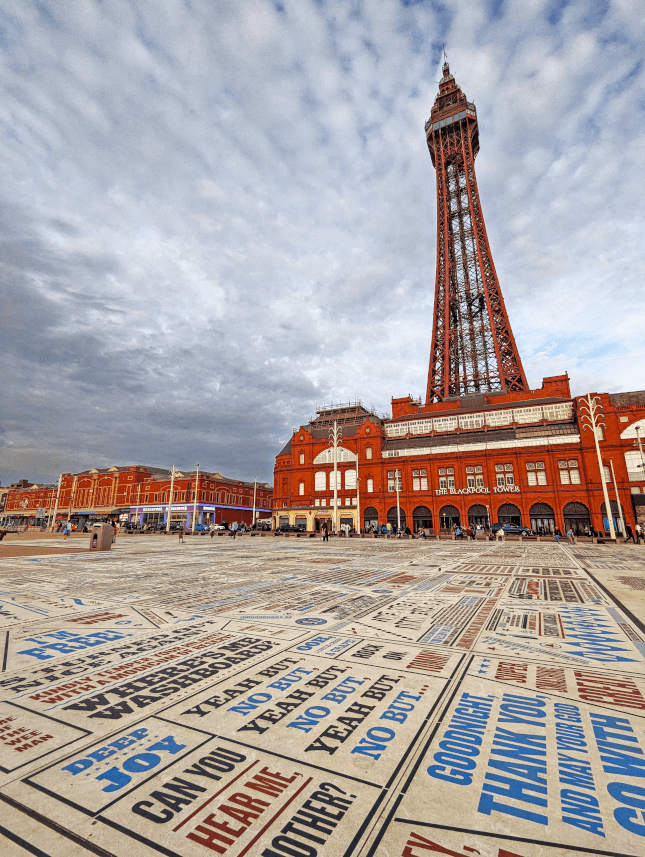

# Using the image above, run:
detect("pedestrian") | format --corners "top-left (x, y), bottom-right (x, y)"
top-left (625, 524), bottom-right (635, 544)
top-left (321, 522), bottom-right (329, 542)
top-left (566, 528), bottom-right (575, 544)
top-left (554, 527), bottom-right (562, 543)
top-left (636, 523), bottom-right (643, 544)
top-left (113, 522), bottom-right (118, 543)
top-left (231, 522), bottom-right (238, 540)
top-left (210, 525), bottom-right (215, 538)
top-left (178, 529), bottom-right (184, 544)
top-left (63, 522), bottom-right (69, 540)
top-left (495, 527), bottom-right (503, 542)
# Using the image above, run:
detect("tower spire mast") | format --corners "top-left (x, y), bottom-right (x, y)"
top-left (425, 61), bottom-right (527, 403)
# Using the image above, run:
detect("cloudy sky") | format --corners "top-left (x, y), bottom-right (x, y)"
top-left (1, 0), bottom-right (643, 486)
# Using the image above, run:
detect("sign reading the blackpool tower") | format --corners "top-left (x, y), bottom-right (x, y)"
top-left (1, 535), bottom-right (645, 857)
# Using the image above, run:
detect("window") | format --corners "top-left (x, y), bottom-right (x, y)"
top-left (439, 477), bottom-right (447, 489)
top-left (387, 470), bottom-right (402, 491)
top-left (476, 476), bottom-right (484, 488)
top-left (315, 471), bottom-right (326, 491)
top-left (367, 478), bottom-right (374, 493)
top-left (299, 482), bottom-right (304, 496)
top-left (526, 461), bottom-right (547, 486)
top-left (467, 476), bottom-right (475, 488)
top-left (145, 495), bottom-right (149, 503)
top-left (366, 447), bottom-right (373, 460)
top-left (209, 492), bottom-right (213, 501)
top-left (345, 469), bottom-right (357, 490)
top-left (299, 453), bottom-right (305, 464)
top-left (475, 465), bottom-right (483, 473)
top-left (321, 499), bottom-right (327, 506)
top-left (497, 474), bottom-right (505, 488)
top-left (345, 498), bottom-right (350, 506)
top-left (466, 466), bottom-right (474, 474)
top-left (216, 492), bottom-right (220, 503)
top-left (626, 450), bottom-right (645, 481)
top-left (412, 469), bottom-right (428, 491)
top-left (438, 468), bottom-right (446, 476)
top-left (315, 499), bottom-right (320, 506)
top-left (559, 460), bottom-right (580, 485)
top-left (603, 465), bottom-right (611, 482)
top-left (448, 476), bottom-right (455, 489)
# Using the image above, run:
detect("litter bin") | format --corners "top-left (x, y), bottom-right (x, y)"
top-left (89, 523), bottom-right (113, 552)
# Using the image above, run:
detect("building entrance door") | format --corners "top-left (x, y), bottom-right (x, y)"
top-left (530, 503), bottom-right (555, 534)
top-left (497, 503), bottom-right (521, 526)
top-left (439, 505), bottom-right (460, 529)
top-left (467, 504), bottom-right (489, 528)
top-left (563, 502), bottom-right (591, 536)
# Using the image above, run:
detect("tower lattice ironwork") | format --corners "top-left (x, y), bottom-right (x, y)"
top-left (425, 61), bottom-right (527, 403)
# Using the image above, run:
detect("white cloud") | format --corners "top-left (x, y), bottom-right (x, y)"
top-left (0, 0), bottom-right (643, 485)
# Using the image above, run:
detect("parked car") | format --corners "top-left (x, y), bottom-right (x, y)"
top-left (168, 522), bottom-right (185, 532)
top-left (191, 523), bottom-right (210, 532)
top-left (491, 522), bottom-right (532, 537)
top-left (210, 523), bottom-right (225, 531)
top-left (279, 523), bottom-right (306, 533)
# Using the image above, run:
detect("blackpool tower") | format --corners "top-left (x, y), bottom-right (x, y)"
top-left (425, 61), bottom-right (528, 403)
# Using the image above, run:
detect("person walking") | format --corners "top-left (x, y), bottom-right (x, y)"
top-left (63, 522), bottom-right (69, 540)
top-left (321, 522), bottom-right (329, 542)
top-left (566, 528), bottom-right (575, 544)
top-left (625, 523), bottom-right (635, 544)
top-left (178, 529), bottom-right (184, 544)
top-left (231, 521), bottom-right (238, 539)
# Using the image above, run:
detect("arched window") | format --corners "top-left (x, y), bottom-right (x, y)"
top-left (529, 502), bottom-right (555, 534)
top-left (366, 447), bottom-right (373, 459)
top-left (439, 505), bottom-right (460, 529)
top-left (344, 469), bottom-right (356, 490)
top-left (468, 504), bottom-right (488, 527)
top-left (363, 506), bottom-right (378, 528)
top-left (412, 506), bottom-right (433, 530)
top-left (563, 501), bottom-right (590, 536)
top-left (497, 503), bottom-right (521, 525)
top-left (387, 507), bottom-right (406, 529)
top-left (314, 471), bottom-right (326, 491)
top-left (299, 482), bottom-right (304, 496)
top-left (313, 447), bottom-right (357, 464)
top-left (625, 450), bottom-right (644, 481)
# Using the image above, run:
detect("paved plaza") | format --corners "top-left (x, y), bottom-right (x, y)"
top-left (1, 535), bottom-right (645, 856)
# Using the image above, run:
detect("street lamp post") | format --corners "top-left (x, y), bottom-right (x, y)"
top-left (49, 474), bottom-right (62, 532)
top-left (136, 482), bottom-right (142, 526)
top-left (355, 446), bottom-right (360, 536)
top-left (609, 458), bottom-right (626, 538)
top-left (395, 469), bottom-right (401, 534)
top-left (329, 421), bottom-right (342, 534)
top-left (252, 477), bottom-right (257, 528)
top-left (579, 393), bottom-right (615, 539)
top-left (166, 466), bottom-right (176, 533)
top-left (635, 426), bottom-right (645, 483)
top-left (67, 475), bottom-right (77, 527)
top-left (192, 463), bottom-right (200, 535)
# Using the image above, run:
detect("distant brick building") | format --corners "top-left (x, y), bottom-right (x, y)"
top-left (1, 466), bottom-right (272, 528)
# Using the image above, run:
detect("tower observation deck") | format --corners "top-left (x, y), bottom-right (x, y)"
top-left (425, 61), bottom-right (528, 403)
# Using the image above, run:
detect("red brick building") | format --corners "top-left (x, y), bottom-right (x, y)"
top-left (273, 385), bottom-right (645, 536)
top-left (1, 466), bottom-right (272, 528)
